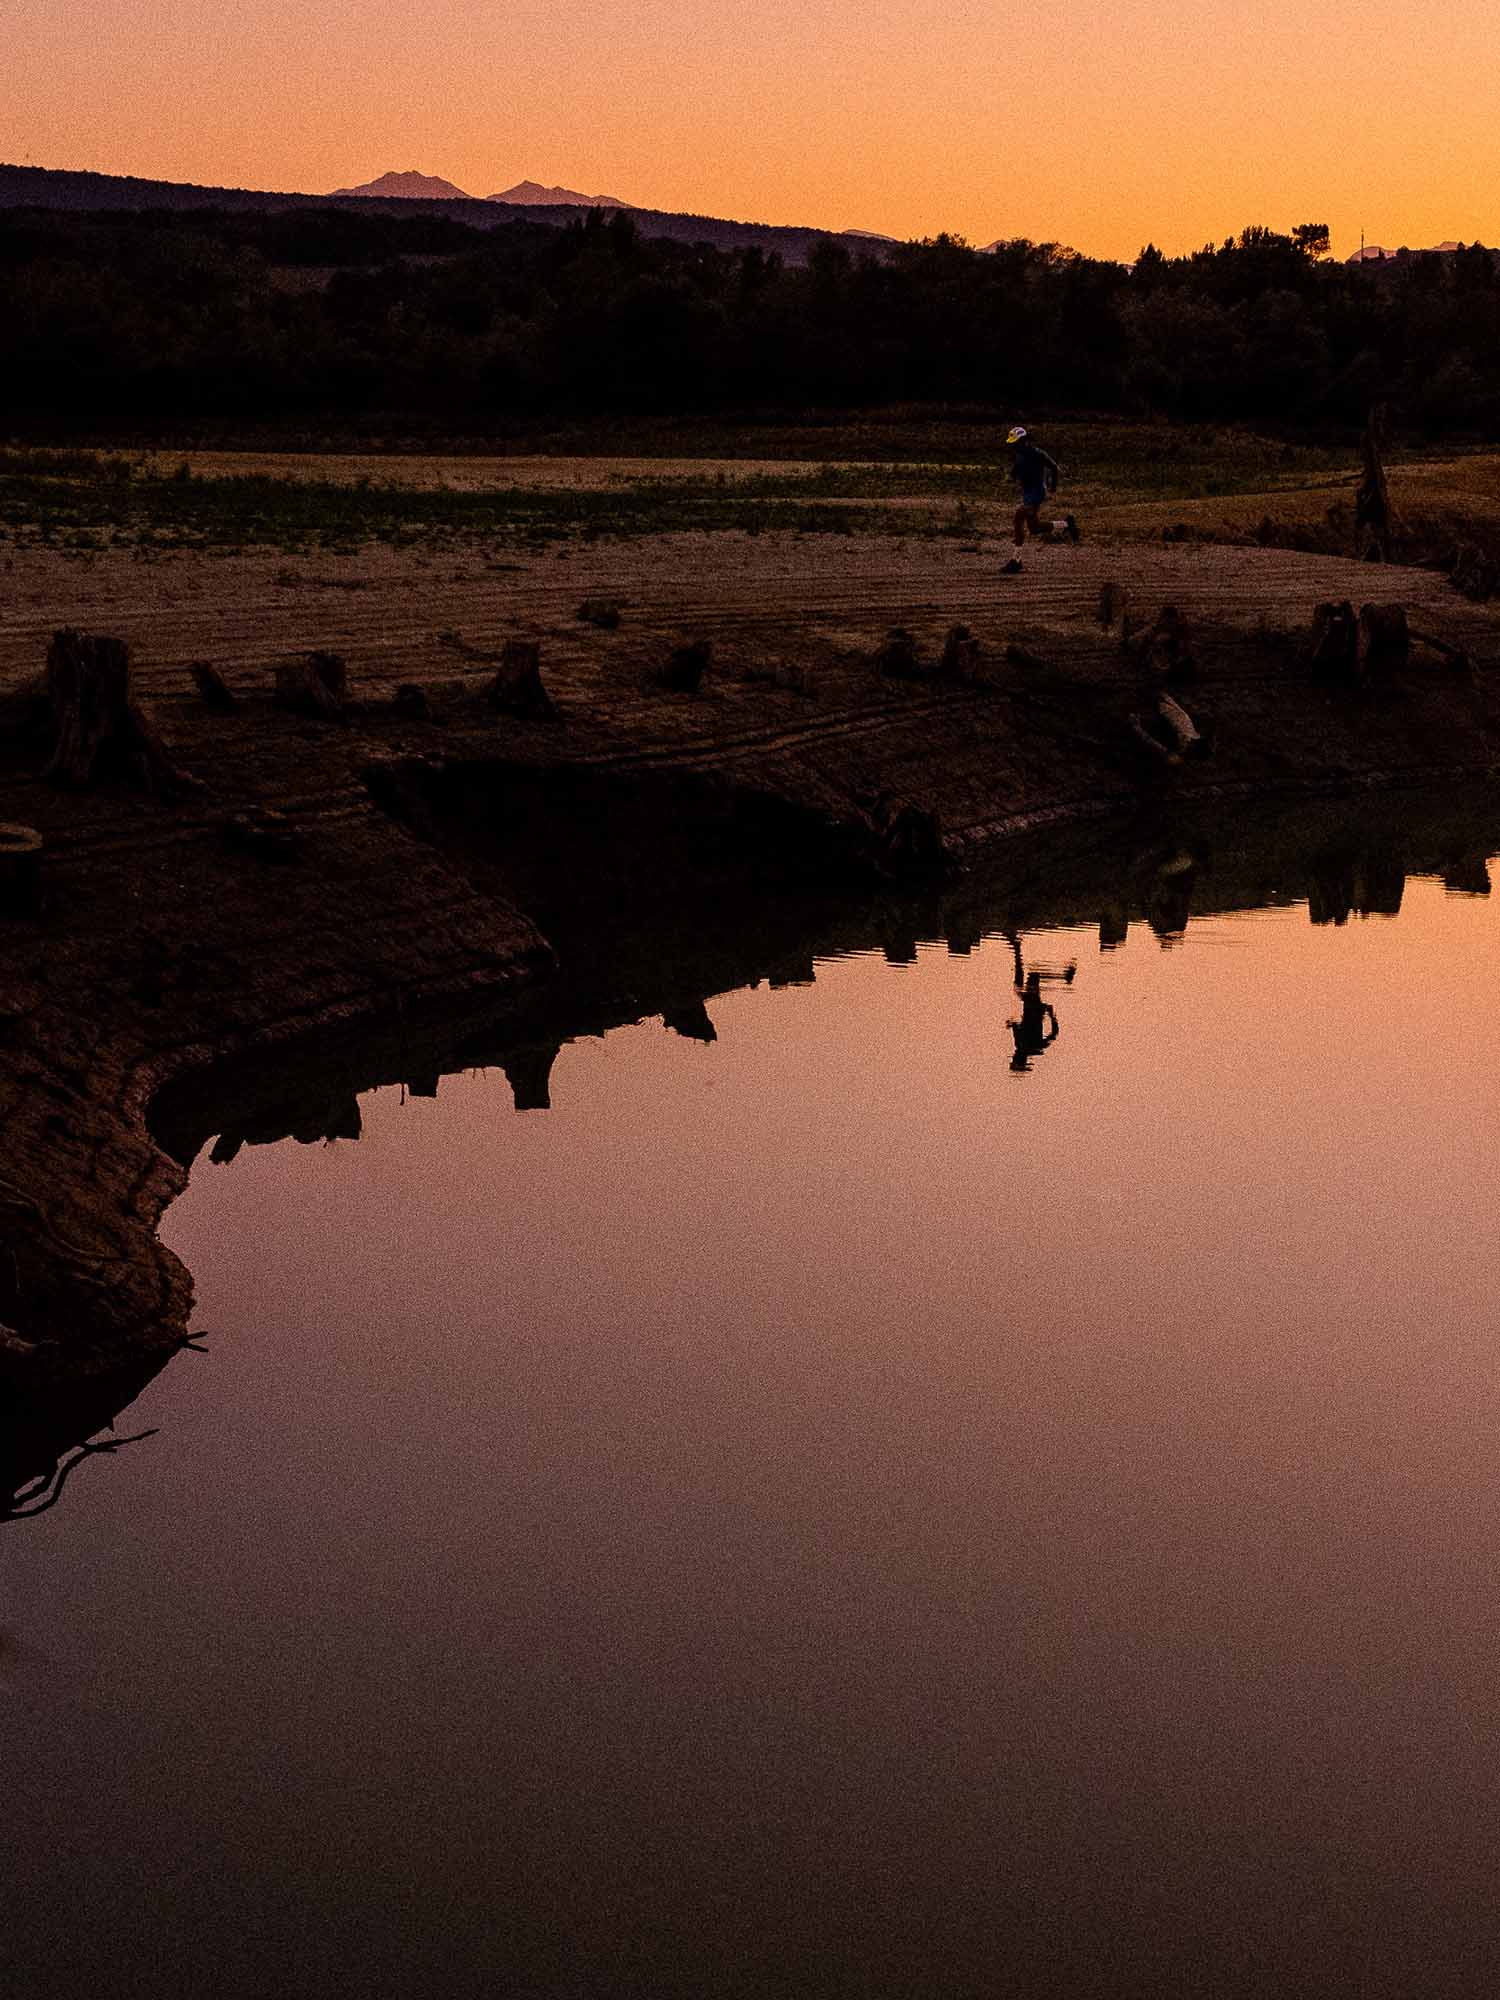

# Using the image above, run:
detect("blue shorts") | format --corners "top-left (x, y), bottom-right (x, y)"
top-left (1021, 487), bottom-right (1047, 510)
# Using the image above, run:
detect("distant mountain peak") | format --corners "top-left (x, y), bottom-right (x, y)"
top-left (487, 179), bottom-right (631, 209)
top-left (331, 170), bottom-right (473, 201)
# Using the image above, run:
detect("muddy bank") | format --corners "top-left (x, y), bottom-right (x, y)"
top-left (3, 535), bottom-right (1500, 1451)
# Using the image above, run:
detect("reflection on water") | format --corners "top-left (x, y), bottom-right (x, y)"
top-left (8, 792), bottom-right (1500, 1999)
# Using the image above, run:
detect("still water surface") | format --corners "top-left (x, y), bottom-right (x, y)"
top-left (7, 858), bottom-right (1500, 1998)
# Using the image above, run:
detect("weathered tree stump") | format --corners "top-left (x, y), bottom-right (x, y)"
top-left (392, 683), bottom-right (430, 720)
top-left (1357, 602), bottom-right (1409, 675)
top-left (1140, 604), bottom-right (1194, 680)
top-left (43, 629), bottom-right (199, 794)
top-left (1098, 581), bottom-right (1129, 631)
top-left (485, 639), bottom-right (555, 719)
top-left (874, 628), bottom-right (923, 681)
top-left (275, 651), bottom-right (347, 720)
top-left (1309, 600), bottom-right (1358, 677)
top-left (657, 640), bottom-right (712, 694)
top-left (939, 624), bottom-right (983, 681)
top-left (1451, 542), bottom-right (1498, 602)
top-left (868, 791), bottom-right (945, 870)
top-left (577, 598), bottom-right (622, 630)
top-left (0, 823), bottom-right (43, 916)
top-left (188, 662), bottom-right (239, 712)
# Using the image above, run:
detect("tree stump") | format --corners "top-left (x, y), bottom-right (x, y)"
top-left (43, 629), bottom-right (199, 794)
top-left (868, 792), bottom-right (945, 870)
top-left (485, 639), bottom-right (555, 718)
top-left (274, 651), bottom-right (347, 720)
top-left (1357, 602), bottom-right (1409, 675)
top-left (1309, 601), bottom-right (1358, 677)
top-left (188, 662), bottom-right (239, 712)
top-left (392, 683), bottom-right (430, 720)
top-left (1451, 542), bottom-right (1498, 602)
top-left (939, 624), bottom-right (983, 681)
top-left (1140, 604), bottom-right (1194, 680)
top-left (0, 823), bottom-right (42, 916)
top-left (577, 598), bottom-right (622, 630)
top-left (873, 629), bottom-right (922, 681)
top-left (657, 640), bottom-right (712, 694)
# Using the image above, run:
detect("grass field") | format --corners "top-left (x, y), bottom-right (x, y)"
top-left (3, 423), bottom-right (1499, 564)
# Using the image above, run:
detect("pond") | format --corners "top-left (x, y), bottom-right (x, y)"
top-left (6, 799), bottom-right (1500, 1999)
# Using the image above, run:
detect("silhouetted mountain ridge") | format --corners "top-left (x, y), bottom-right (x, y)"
top-left (487, 179), bottom-right (632, 208)
top-left (331, 170), bottom-right (473, 200)
top-left (0, 162), bottom-right (895, 264)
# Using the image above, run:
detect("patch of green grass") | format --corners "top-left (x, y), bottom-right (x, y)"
top-left (0, 420), bottom-right (1380, 552)
top-left (0, 463), bottom-right (932, 550)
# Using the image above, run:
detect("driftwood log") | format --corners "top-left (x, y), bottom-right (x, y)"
top-left (44, 629), bottom-right (199, 794)
top-left (1410, 627), bottom-right (1474, 678)
top-left (1129, 715), bottom-right (1180, 765)
top-left (1156, 692), bottom-right (1202, 755)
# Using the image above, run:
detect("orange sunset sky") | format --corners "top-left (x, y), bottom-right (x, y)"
top-left (7, 0), bottom-right (1497, 261)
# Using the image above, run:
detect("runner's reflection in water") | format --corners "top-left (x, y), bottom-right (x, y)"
top-left (1004, 930), bottom-right (1075, 1073)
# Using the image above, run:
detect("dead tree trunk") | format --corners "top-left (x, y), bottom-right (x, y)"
top-left (43, 629), bottom-right (198, 795)
top-left (1355, 404), bottom-right (1394, 562)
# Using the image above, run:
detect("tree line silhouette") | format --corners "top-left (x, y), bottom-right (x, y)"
top-left (3, 204), bottom-right (1497, 433)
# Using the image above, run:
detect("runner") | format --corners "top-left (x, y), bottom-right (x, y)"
top-left (1002, 425), bottom-right (1080, 571)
